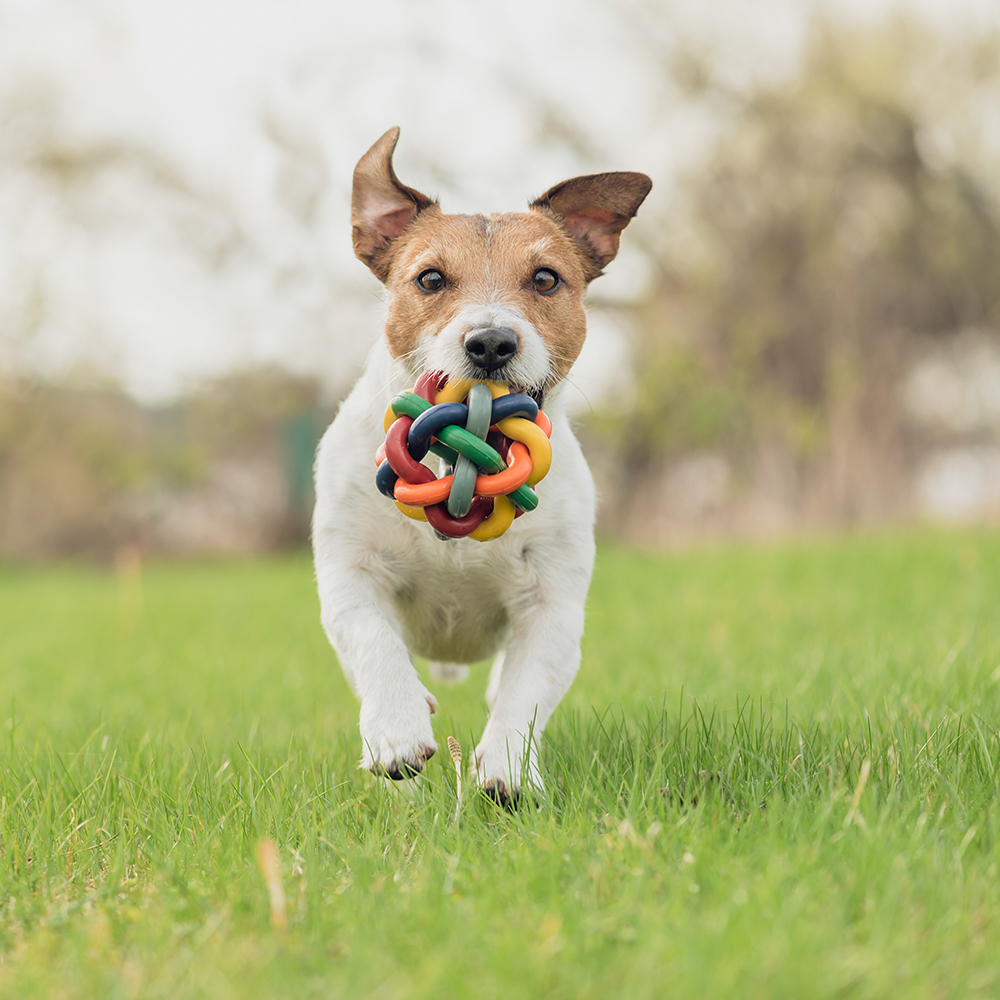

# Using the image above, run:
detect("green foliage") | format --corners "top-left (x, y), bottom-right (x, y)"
top-left (1, 531), bottom-right (999, 997)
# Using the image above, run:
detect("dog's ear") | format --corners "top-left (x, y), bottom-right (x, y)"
top-left (531, 172), bottom-right (652, 279)
top-left (351, 127), bottom-right (437, 281)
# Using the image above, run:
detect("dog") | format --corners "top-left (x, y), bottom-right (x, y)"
top-left (313, 127), bottom-right (650, 804)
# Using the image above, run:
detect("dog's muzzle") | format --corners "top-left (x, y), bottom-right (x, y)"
top-left (463, 327), bottom-right (519, 376)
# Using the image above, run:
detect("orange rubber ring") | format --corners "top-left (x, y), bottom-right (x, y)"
top-left (473, 442), bottom-right (532, 497)
top-left (394, 474), bottom-right (454, 507)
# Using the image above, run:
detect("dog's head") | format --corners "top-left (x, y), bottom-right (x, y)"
top-left (352, 127), bottom-right (651, 405)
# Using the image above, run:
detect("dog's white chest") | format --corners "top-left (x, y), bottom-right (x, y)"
top-left (389, 545), bottom-right (515, 664)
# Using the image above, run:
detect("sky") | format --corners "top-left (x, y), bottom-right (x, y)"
top-left (1, 0), bottom-right (998, 403)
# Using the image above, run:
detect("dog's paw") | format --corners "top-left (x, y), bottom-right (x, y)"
top-left (479, 777), bottom-right (524, 812)
top-left (360, 688), bottom-right (437, 780)
top-left (474, 733), bottom-right (544, 808)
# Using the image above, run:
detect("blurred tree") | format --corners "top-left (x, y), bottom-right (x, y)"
top-left (0, 367), bottom-right (329, 559)
top-left (592, 19), bottom-right (1000, 533)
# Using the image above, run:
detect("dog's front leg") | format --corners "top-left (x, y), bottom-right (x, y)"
top-left (475, 584), bottom-right (588, 803)
top-left (316, 553), bottom-right (437, 779)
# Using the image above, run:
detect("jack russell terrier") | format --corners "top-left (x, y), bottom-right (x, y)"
top-left (313, 127), bottom-right (650, 805)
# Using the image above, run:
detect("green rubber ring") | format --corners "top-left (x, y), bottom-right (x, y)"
top-left (388, 388), bottom-right (539, 510)
top-left (448, 383), bottom-right (492, 517)
top-left (436, 425), bottom-right (504, 473)
top-left (391, 391), bottom-right (431, 419)
top-left (429, 441), bottom-right (459, 463)
top-left (509, 483), bottom-right (538, 511)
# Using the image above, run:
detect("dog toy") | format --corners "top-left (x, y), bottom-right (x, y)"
top-left (374, 370), bottom-right (552, 541)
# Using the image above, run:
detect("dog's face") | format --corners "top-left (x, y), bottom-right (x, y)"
top-left (351, 128), bottom-right (651, 403)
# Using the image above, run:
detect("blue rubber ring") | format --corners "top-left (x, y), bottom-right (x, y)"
top-left (376, 459), bottom-right (398, 498)
top-left (490, 393), bottom-right (538, 424)
top-left (408, 402), bottom-right (469, 458)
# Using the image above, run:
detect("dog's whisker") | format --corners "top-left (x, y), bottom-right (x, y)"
top-left (363, 346), bottom-right (430, 407)
top-left (541, 346), bottom-right (577, 362)
top-left (561, 375), bottom-right (595, 414)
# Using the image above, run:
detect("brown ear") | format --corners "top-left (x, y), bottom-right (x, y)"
top-left (531, 172), bottom-right (652, 279)
top-left (351, 127), bottom-right (437, 281)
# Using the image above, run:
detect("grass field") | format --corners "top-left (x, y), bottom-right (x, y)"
top-left (1, 529), bottom-right (999, 998)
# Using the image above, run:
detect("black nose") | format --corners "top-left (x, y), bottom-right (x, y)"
top-left (464, 327), bottom-right (519, 373)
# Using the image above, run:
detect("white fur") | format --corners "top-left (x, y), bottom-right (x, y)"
top-left (409, 301), bottom-right (553, 395)
top-left (313, 327), bottom-right (595, 798)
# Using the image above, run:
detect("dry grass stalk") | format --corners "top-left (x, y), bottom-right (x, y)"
top-left (255, 839), bottom-right (287, 931)
top-left (447, 737), bottom-right (463, 815)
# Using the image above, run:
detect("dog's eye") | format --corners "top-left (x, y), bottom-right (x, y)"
top-left (532, 269), bottom-right (560, 294)
top-left (416, 269), bottom-right (445, 293)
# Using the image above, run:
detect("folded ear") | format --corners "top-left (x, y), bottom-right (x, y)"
top-left (351, 127), bottom-right (437, 281)
top-left (531, 172), bottom-right (652, 279)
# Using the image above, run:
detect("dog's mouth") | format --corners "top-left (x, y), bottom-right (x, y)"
top-left (462, 365), bottom-right (546, 411)
top-left (512, 383), bottom-right (546, 411)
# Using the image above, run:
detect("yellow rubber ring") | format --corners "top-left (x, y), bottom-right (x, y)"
top-left (468, 494), bottom-right (516, 541)
top-left (393, 501), bottom-right (427, 521)
top-left (497, 416), bottom-right (552, 485)
top-left (435, 379), bottom-right (509, 405)
top-left (384, 386), bottom-right (414, 433)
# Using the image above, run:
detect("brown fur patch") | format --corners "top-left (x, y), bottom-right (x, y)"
top-left (530, 171), bottom-right (652, 279)
top-left (382, 210), bottom-right (593, 384)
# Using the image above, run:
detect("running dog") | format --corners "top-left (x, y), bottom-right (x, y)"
top-left (313, 127), bottom-right (650, 804)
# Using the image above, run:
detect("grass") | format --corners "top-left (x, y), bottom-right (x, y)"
top-left (1, 528), bottom-right (999, 999)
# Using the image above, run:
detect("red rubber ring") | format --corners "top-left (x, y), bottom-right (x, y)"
top-left (414, 369), bottom-right (446, 403)
top-left (424, 495), bottom-right (493, 537)
top-left (385, 417), bottom-right (434, 483)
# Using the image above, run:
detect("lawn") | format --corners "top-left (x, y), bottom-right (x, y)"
top-left (1, 529), bottom-right (999, 999)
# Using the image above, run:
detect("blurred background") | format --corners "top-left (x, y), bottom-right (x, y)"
top-left (2, 0), bottom-right (999, 560)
